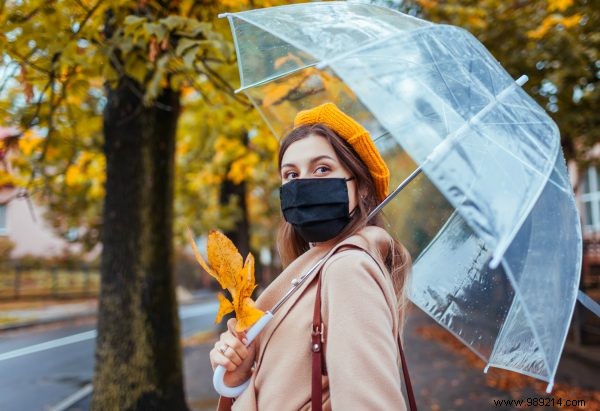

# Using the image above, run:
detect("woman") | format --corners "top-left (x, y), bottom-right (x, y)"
top-left (210, 102), bottom-right (412, 410)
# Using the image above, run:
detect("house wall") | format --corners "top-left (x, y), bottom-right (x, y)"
top-left (1, 191), bottom-right (83, 258)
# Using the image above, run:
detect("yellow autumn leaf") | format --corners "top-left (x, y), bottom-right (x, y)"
top-left (187, 229), bottom-right (243, 290)
top-left (188, 229), bottom-right (264, 331)
top-left (207, 230), bottom-right (243, 290)
top-left (187, 227), bottom-right (220, 285)
top-left (216, 292), bottom-right (234, 323)
top-left (236, 298), bottom-right (264, 332)
top-left (232, 253), bottom-right (263, 332)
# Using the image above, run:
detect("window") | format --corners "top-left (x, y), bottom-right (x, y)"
top-left (582, 166), bottom-right (600, 233)
top-left (0, 204), bottom-right (6, 236)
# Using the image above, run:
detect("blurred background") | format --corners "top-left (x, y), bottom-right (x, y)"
top-left (0, 0), bottom-right (598, 410)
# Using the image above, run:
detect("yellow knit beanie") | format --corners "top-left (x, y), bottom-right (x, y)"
top-left (293, 102), bottom-right (389, 202)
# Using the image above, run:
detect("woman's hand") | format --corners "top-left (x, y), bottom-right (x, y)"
top-left (210, 318), bottom-right (257, 388)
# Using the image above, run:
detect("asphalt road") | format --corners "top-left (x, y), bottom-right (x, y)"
top-left (0, 301), bottom-right (219, 411)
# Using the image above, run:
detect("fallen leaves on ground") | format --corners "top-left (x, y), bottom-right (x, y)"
top-left (416, 325), bottom-right (600, 410)
top-left (0, 316), bottom-right (19, 326)
top-left (0, 298), bottom-right (97, 311)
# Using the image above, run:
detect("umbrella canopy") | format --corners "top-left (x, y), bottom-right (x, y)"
top-left (220, 1), bottom-right (582, 391)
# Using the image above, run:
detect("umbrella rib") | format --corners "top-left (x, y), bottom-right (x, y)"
top-left (492, 260), bottom-right (554, 386)
top-left (235, 64), bottom-right (320, 93)
top-left (475, 131), bottom-right (569, 195)
top-left (315, 28), bottom-right (429, 71)
top-left (231, 12), bottom-right (429, 92)
top-left (246, 93), bottom-right (279, 139)
top-left (419, 36), bottom-right (463, 110)
top-left (438, 40), bottom-right (559, 194)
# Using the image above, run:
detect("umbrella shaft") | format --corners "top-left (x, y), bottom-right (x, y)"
top-left (368, 166), bottom-right (423, 220)
top-left (271, 254), bottom-right (329, 314)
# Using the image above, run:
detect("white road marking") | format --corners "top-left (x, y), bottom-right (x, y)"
top-left (0, 301), bottom-right (219, 362)
top-left (49, 383), bottom-right (93, 411)
top-left (0, 330), bottom-right (97, 362)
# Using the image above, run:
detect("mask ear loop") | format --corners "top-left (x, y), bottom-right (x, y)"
top-left (345, 176), bottom-right (360, 217)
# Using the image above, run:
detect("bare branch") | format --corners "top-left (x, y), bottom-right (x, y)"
top-left (6, 47), bottom-right (51, 75)
top-left (197, 60), bottom-right (250, 107)
top-left (72, 0), bottom-right (91, 13)
top-left (71, 0), bottom-right (105, 39)
top-left (0, 62), bottom-right (20, 95)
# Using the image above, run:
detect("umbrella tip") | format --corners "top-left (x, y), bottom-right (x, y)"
top-left (516, 75), bottom-right (528, 86)
top-left (546, 382), bottom-right (554, 393)
top-left (218, 13), bottom-right (229, 19)
top-left (483, 365), bottom-right (490, 374)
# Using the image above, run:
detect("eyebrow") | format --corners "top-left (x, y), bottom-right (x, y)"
top-left (281, 155), bottom-right (336, 170)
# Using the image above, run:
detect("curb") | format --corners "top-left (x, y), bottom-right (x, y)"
top-left (0, 294), bottom-right (217, 332)
top-left (0, 313), bottom-right (97, 332)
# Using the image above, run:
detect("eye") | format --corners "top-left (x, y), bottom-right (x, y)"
top-left (283, 170), bottom-right (298, 180)
top-left (315, 166), bottom-right (330, 175)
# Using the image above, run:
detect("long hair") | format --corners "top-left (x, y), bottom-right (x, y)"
top-left (276, 123), bottom-right (412, 327)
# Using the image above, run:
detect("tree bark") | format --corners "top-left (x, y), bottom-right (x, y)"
top-left (219, 132), bottom-right (251, 257)
top-left (92, 77), bottom-right (187, 410)
top-left (217, 132), bottom-right (251, 331)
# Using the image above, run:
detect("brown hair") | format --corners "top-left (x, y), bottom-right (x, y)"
top-left (277, 123), bottom-right (412, 323)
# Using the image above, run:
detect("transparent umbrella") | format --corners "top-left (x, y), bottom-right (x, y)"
top-left (214, 1), bottom-right (582, 395)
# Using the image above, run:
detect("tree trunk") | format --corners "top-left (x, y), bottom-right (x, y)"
top-left (92, 77), bottom-right (187, 411)
top-left (217, 133), bottom-right (251, 331)
top-left (219, 179), bottom-right (250, 258)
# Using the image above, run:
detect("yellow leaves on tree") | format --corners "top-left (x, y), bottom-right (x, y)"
top-left (188, 229), bottom-right (264, 331)
top-left (416, 0), bottom-right (438, 10)
top-left (547, 0), bottom-right (574, 12)
top-left (64, 151), bottom-right (106, 200)
top-left (0, 170), bottom-right (16, 188)
top-left (527, 13), bottom-right (581, 40)
top-left (228, 152), bottom-right (259, 185)
top-left (220, 0), bottom-right (249, 8)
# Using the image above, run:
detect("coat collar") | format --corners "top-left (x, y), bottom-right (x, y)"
top-left (253, 225), bottom-right (393, 366)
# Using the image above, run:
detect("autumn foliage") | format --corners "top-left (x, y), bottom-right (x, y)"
top-left (188, 229), bottom-right (263, 331)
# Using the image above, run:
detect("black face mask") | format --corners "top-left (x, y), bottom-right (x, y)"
top-left (279, 177), bottom-right (354, 243)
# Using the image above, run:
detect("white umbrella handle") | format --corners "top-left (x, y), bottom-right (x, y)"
top-left (213, 311), bottom-right (274, 397)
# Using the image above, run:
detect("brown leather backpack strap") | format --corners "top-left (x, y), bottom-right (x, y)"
top-left (311, 273), bottom-right (324, 411)
top-left (398, 334), bottom-right (418, 411)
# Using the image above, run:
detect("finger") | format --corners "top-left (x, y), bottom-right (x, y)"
top-left (222, 335), bottom-right (247, 363)
top-left (215, 342), bottom-right (244, 367)
top-left (227, 318), bottom-right (238, 336)
top-left (246, 340), bottom-right (256, 354)
top-left (211, 348), bottom-right (238, 372)
top-left (218, 332), bottom-right (249, 361)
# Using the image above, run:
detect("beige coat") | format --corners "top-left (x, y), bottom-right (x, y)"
top-left (220, 226), bottom-right (407, 411)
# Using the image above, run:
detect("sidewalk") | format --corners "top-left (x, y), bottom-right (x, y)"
top-left (403, 308), bottom-right (600, 410)
top-left (0, 299), bottom-right (98, 331)
top-left (184, 308), bottom-right (600, 411)
top-left (0, 288), bottom-right (216, 332)
top-left (3, 296), bottom-right (598, 410)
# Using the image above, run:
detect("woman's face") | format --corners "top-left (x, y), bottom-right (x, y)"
top-left (280, 133), bottom-right (358, 212)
